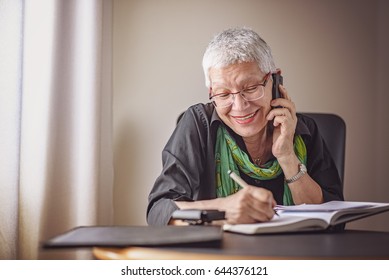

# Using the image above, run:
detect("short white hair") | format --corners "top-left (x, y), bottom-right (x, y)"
top-left (202, 27), bottom-right (276, 88)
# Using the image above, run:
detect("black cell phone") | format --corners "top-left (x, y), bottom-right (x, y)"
top-left (271, 72), bottom-right (283, 108)
top-left (171, 209), bottom-right (226, 225)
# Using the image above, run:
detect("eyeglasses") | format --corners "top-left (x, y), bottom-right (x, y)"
top-left (209, 72), bottom-right (271, 108)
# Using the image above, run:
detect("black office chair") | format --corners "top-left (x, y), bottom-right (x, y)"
top-left (301, 113), bottom-right (346, 187)
top-left (177, 111), bottom-right (346, 187)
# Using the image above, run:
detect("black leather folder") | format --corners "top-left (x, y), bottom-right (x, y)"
top-left (42, 225), bottom-right (222, 248)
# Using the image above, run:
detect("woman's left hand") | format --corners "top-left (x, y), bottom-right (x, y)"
top-left (266, 84), bottom-right (297, 162)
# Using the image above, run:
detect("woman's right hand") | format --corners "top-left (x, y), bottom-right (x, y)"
top-left (218, 186), bottom-right (276, 224)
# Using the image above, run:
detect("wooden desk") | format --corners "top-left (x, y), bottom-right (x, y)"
top-left (94, 230), bottom-right (389, 260)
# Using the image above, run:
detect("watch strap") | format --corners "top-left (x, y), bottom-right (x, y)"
top-left (285, 163), bottom-right (307, 184)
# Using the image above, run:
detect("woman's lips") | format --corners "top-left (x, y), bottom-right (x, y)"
top-left (231, 110), bottom-right (258, 124)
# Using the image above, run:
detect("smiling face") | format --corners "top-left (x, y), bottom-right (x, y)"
top-left (209, 62), bottom-right (273, 140)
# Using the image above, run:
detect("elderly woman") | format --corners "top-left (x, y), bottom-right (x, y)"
top-left (147, 27), bottom-right (343, 226)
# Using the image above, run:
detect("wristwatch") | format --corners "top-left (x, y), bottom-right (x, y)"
top-left (285, 163), bottom-right (307, 184)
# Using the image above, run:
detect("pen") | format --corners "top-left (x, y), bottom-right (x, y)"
top-left (227, 170), bottom-right (279, 216)
top-left (227, 170), bottom-right (250, 188)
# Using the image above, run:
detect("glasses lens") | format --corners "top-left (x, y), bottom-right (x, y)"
top-left (211, 94), bottom-right (233, 108)
top-left (242, 85), bottom-right (265, 101)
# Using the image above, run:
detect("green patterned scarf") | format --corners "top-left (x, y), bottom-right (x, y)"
top-left (215, 125), bottom-right (307, 205)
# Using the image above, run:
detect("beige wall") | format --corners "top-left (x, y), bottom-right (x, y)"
top-left (113, 0), bottom-right (389, 231)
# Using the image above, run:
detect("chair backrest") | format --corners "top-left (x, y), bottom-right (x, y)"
top-left (302, 113), bottom-right (346, 187)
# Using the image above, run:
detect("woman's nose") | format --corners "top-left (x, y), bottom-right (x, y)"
top-left (231, 92), bottom-right (249, 110)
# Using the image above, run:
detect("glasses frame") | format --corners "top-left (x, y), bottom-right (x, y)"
top-left (209, 72), bottom-right (271, 108)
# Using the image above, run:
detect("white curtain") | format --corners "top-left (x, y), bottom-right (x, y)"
top-left (0, 0), bottom-right (113, 259)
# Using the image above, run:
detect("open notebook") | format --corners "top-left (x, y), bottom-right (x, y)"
top-left (223, 201), bottom-right (389, 234)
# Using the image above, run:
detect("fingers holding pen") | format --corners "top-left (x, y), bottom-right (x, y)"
top-left (226, 171), bottom-right (277, 224)
top-left (223, 186), bottom-right (276, 224)
top-left (246, 186), bottom-right (276, 219)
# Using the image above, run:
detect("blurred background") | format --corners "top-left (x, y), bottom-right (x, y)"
top-left (112, 0), bottom-right (389, 231)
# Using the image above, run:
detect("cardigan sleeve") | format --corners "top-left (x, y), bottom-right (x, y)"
top-left (147, 105), bottom-right (214, 225)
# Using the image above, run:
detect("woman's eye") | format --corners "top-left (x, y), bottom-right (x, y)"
top-left (217, 93), bottom-right (231, 99)
top-left (244, 85), bottom-right (258, 93)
